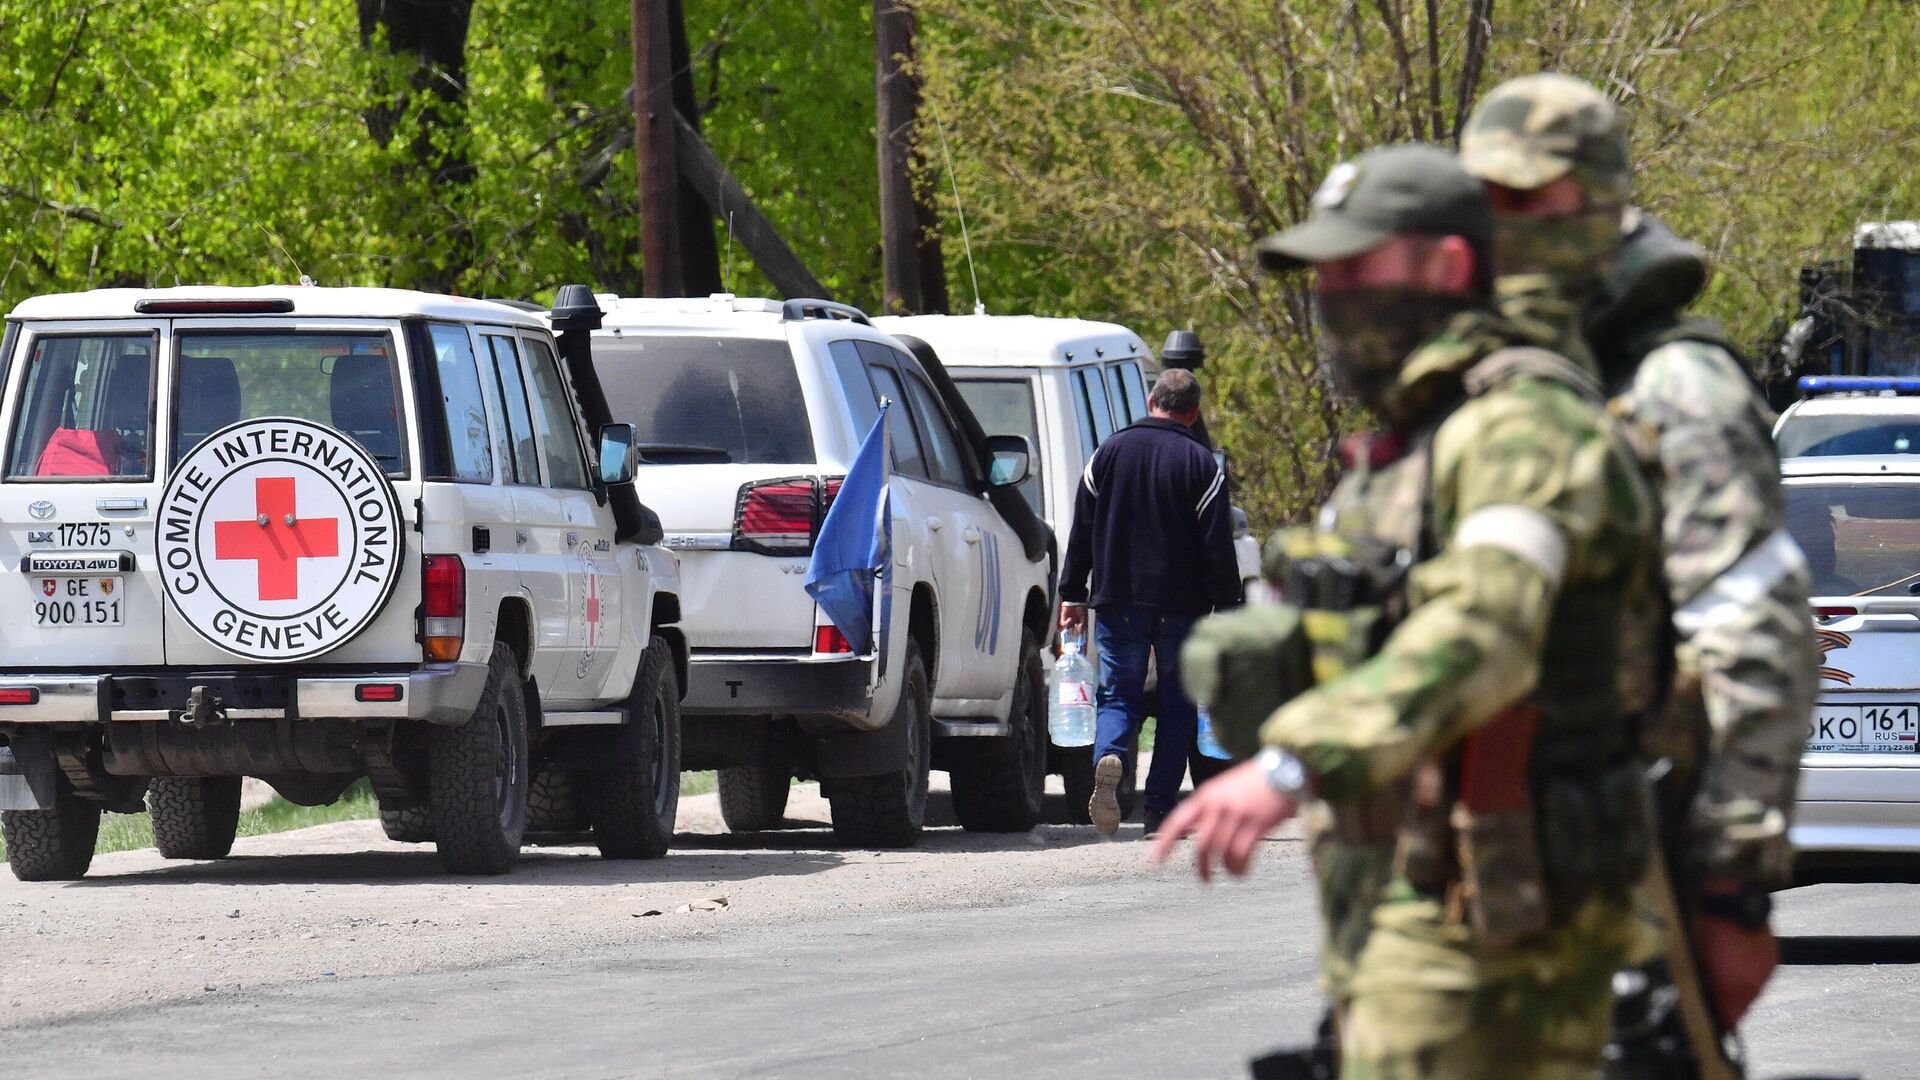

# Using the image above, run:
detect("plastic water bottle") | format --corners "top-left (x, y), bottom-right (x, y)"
top-left (1195, 705), bottom-right (1231, 760)
top-left (1049, 632), bottom-right (1096, 747)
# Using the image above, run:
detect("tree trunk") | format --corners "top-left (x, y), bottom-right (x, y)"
top-left (357, 0), bottom-right (476, 293)
top-left (874, 1), bottom-right (947, 315)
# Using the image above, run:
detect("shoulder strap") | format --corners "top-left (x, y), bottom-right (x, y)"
top-left (1462, 345), bottom-right (1606, 404)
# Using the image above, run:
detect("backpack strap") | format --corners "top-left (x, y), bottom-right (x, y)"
top-left (1462, 345), bottom-right (1606, 404)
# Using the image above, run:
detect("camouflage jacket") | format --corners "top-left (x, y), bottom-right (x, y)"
top-left (1610, 326), bottom-right (1817, 888)
top-left (1507, 265), bottom-right (1817, 887)
top-left (1261, 310), bottom-right (1661, 804)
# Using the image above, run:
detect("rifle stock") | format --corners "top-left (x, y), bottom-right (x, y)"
top-left (1640, 845), bottom-right (1743, 1080)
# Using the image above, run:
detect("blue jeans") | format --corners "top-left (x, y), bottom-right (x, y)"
top-left (1092, 605), bottom-right (1200, 817)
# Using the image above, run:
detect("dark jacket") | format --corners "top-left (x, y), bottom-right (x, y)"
top-left (1060, 417), bottom-right (1243, 616)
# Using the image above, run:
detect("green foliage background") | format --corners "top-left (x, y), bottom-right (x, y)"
top-left (2, 1), bottom-right (1918, 523)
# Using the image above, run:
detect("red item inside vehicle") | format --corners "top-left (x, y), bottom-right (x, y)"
top-left (35, 428), bottom-right (121, 477)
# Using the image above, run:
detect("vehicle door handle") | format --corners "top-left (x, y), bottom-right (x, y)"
top-left (566, 531), bottom-right (581, 547)
top-left (963, 527), bottom-right (981, 544)
top-left (927, 516), bottom-right (943, 532)
top-left (516, 528), bottom-right (530, 545)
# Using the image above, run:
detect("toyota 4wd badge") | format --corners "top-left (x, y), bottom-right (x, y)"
top-left (158, 417), bottom-right (404, 662)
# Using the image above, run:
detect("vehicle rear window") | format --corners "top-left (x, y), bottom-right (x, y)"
top-left (955, 376), bottom-right (1043, 517)
top-left (1778, 413), bottom-right (1920, 457)
top-left (6, 332), bottom-right (157, 481)
top-left (1786, 483), bottom-right (1920, 596)
top-left (174, 332), bottom-right (406, 473)
top-left (595, 336), bottom-right (815, 465)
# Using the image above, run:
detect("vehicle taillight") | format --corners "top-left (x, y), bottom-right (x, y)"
top-left (422, 554), bottom-right (466, 662)
top-left (734, 479), bottom-right (819, 555)
top-left (0, 687), bottom-right (38, 705)
top-left (1816, 606), bottom-right (1858, 620)
top-left (815, 624), bottom-right (855, 655)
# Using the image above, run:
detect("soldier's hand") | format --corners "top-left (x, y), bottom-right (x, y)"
top-left (1058, 602), bottom-right (1087, 636)
top-left (1147, 760), bottom-right (1297, 882)
top-left (1693, 905), bottom-right (1778, 1028)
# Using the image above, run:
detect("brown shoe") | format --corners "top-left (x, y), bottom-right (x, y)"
top-left (1090, 754), bottom-right (1124, 836)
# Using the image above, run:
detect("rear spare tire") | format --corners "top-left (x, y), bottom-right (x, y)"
top-left (718, 763), bottom-right (791, 833)
top-left (829, 646), bottom-right (932, 848)
top-left (430, 643), bottom-right (530, 874)
top-left (1, 780), bottom-right (101, 881)
top-left (582, 635), bottom-right (681, 859)
top-left (148, 776), bottom-right (243, 860)
top-left (950, 628), bottom-right (1047, 832)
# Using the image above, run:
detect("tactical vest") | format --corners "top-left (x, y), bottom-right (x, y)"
top-left (1278, 347), bottom-right (1654, 941)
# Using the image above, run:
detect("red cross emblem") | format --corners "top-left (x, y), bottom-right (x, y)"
top-left (212, 476), bottom-right (340, 601)
top-left (584, 570), bottom-right (602, 648)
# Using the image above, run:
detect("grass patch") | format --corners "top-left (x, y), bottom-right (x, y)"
top-left (683, 770), bottom-right (717, 797)
top-left (0, 779), bottom-right (382, 861)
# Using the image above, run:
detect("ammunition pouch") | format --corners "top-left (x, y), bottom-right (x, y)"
top-left (1180, 604), bottom-right (1315, 761)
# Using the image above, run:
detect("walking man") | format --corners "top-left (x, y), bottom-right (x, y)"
top-left (1058, 368), bottom-right (1242, 837)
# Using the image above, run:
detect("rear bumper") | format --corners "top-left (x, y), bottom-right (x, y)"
top-left (682, 655), bottom-right (871, 719)
top-left (1792, 760), bottom-right (1920, 853)
top-left (0, 663), bottom-right (489, 727)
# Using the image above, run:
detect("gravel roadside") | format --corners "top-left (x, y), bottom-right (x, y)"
top-left (2, 770), bottom-right (1299, 1032)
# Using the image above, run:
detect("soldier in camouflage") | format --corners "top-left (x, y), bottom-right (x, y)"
top-left (1460, 74), bottom-right (1819, 1034)
top-left (1153, 143), bottom-right (1665, 1079)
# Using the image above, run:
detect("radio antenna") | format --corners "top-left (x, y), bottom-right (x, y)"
top-left (725, 210), bottom-right (737, 294)
top-left (928, 100), bottom-right (984, 315)
top-left (255, 224), bottom-right (309, 285)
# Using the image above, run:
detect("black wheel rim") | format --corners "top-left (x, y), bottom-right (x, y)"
top-left (650, 683), bottom-right (674, 819)
top-left (495, 696), bottom-right (518, 830)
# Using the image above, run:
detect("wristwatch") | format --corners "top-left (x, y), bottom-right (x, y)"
top-left (1256, 747), bottom-right (1309, 798)
top-left (1696, 886), bottom-right (1773, 930)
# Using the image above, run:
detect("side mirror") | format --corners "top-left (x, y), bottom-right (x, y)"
top-left (598, 423), bottom-right (639, 486)
top-left (985, 433), bottom-right (1031, 488)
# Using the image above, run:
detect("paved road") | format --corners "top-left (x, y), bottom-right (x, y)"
top-left (3, 802), bottom-right (1917, 1078)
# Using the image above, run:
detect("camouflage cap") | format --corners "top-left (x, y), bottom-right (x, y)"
top-left (1459, 73), bottom-right (1631, 202)
top-left (1256, 143), bottom-right (1494, 271)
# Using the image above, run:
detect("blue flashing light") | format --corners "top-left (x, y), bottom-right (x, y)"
top-left (1799, 375), bottom-right (1920, 396)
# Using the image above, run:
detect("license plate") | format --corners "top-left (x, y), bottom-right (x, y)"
top-left (32, 576), bottom-right (125, 627)
top-left (1808, 704), bottom-right (1920, 753)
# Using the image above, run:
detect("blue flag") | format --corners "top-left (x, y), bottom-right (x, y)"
top-left (806, 404), bottom-right (891, 651)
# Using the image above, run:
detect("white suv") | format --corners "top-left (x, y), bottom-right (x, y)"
top-left (585, 295), bottom-right (1055, 846)
top-left (0, 285), bottom-right (684, 880)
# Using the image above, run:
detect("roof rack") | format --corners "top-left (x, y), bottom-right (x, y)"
top-left (486, 298), bottom-right (547, 313)
top-left (1800, 375), bottom-right (1920, 397)
top-left (781, 298), bottom-right (871, 325)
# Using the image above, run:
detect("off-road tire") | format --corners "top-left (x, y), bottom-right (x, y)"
top-left (378, 801), bottom-right (434, 844)
top-left (830, 646), bottom-right (931, 848)
top-left (717, 763), bottom-right (790, 833)
top-left (429, 643), bottom-right (530, 875)
top-left (950, 629), bottom-right (1047, 832)
top-left (1, 782), bottom-right (101, 881)
top-left (148, 776), bottom-right (243, 860)
top-left (581, 635), bottom-right (681, 859)
top-left (528, 769), bottom-right (588, 832)
top-left (1056, 746), bottom-right (1136, 826)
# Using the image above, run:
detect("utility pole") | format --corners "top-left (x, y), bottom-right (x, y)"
top-left (873, 1), bottom-right (947, 315)
top-left (633, 0), bottom-right (684, 297)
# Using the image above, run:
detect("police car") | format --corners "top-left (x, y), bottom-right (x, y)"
top-left (583, 295), bottom-right (1055, 847)
top-left (1778, 376), bottom-right (1920, 860)
top-left (0, 286), bottom-right (685, 879)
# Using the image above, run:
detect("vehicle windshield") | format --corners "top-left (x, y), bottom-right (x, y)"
top-left (594, 336), bottom-right (815, 464)
top-left (1778, 411), bottom-right (1920, 457)
top-left (954, 376), bottom-right (1044, 517)
top-left (1785, 482), bottom-right (1920, 596)
top-left (6, 332), bottom-right (157, 481)
top-left (174, 332), bottom-right (406, 473)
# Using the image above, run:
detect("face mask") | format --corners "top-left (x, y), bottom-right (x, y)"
top-left (1493, 205), bottom-right (1623, 291)
top-left (1313, 288), bottom-right (1476, 406)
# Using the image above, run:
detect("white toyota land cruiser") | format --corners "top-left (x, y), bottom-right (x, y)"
top-left (0, 285), bottom-right (685, 880)
top-left (584, 295), bottom-right (1056, 846)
